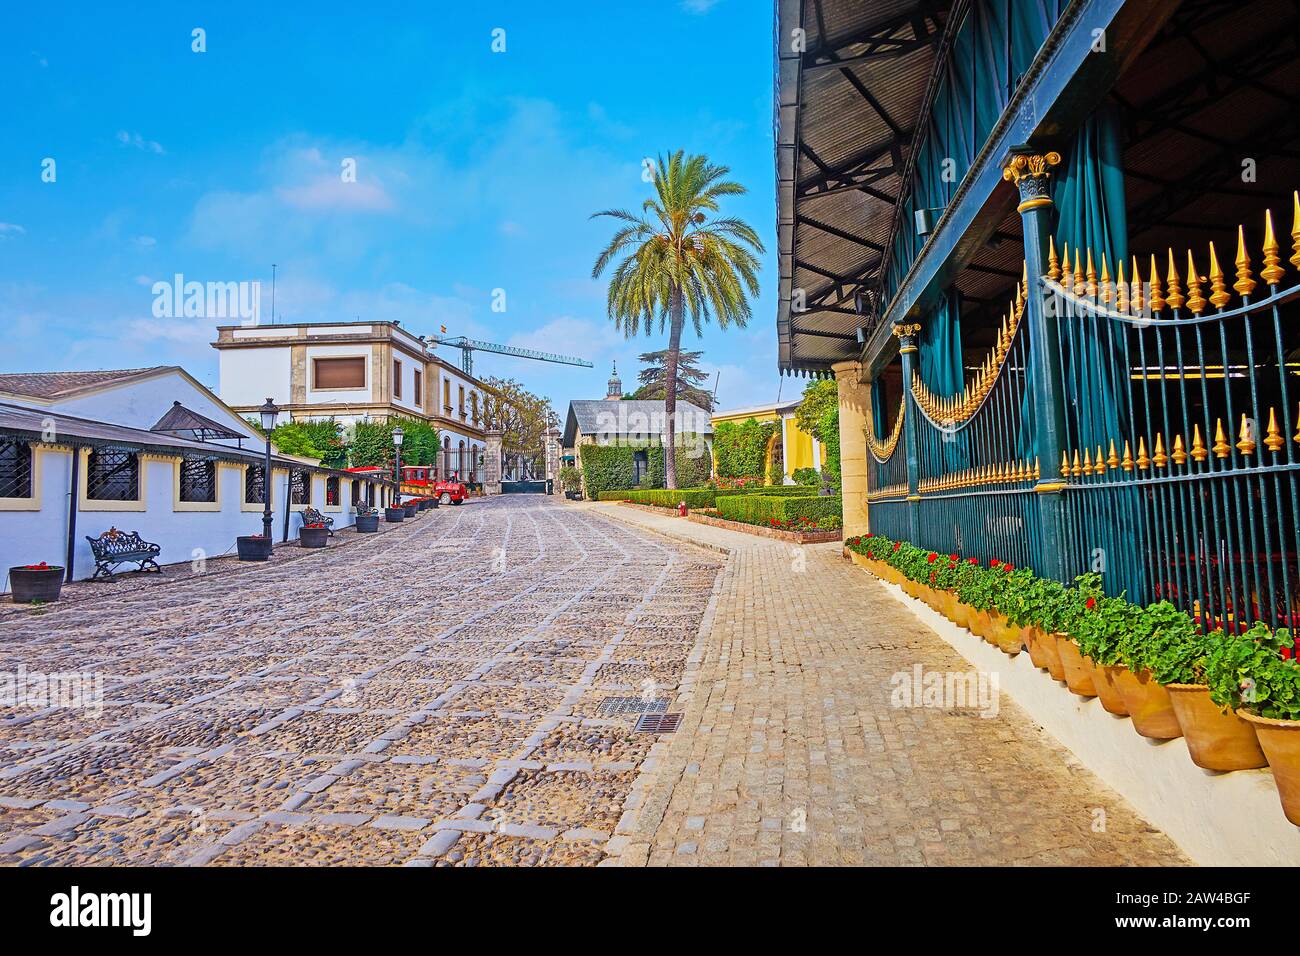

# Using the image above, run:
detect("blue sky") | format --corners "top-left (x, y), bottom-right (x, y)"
top-left (0, 0), bottom-right (791, 416)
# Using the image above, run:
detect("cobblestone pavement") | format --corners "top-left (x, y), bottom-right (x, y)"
top-left (586, 503), bottom-right (1189, 867)
top-left (0, 497), bottom-right (723, 866)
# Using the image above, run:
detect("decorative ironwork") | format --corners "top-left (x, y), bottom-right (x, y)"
top-left (0, 440), bottom-right (32, 499)
top-left (866, 394), bottom-right (906, 461)
top-left (245, 464), bottom-right (266, 504)
top-left (289, 469), bottom-right (310, 505)
top-left (86, 450), bottom-right (139, 502)
top-left (325, 476), bottom-right (340, 506)
top-left (178, 457), bottom-right (216, 503)
top-left (85, 527), bottom-right (161, 581)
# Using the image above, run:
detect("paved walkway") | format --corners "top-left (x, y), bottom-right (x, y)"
top-left (0, 497), bottom-right (722, 866)
top-left (585, 502), bottom-right (1188, 866)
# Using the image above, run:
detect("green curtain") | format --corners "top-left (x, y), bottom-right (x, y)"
top-left (1052, 102), bottom-right (1130, 451)
top-left (919, 289), bottom-right (971, 470)
top-left (871, 378), bottom-right (887, 439)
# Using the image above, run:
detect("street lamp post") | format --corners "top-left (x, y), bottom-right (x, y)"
top-left (258, 398), bottom-right (280, 548)
top-left (392, 426), bottom-right (404, 508)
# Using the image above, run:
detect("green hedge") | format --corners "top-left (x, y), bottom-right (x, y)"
top-left (578, 442), bottom-right (710, 498)
top-left (625, 485), bottom-right (819, 509)
top-left (597, 490), bottom-right (634, 501)
top-left (716, 493), bottom-right (842, 530)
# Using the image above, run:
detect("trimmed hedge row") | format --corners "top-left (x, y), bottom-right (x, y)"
top-left (624, 485), bottom-right (824, 509)
top-left (577, 443), bottom-right (711, 499)
top-left (716, 492), bottom-right (842, 530)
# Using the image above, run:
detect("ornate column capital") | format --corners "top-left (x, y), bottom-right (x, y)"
top-left (1001, 150), bottom-right (1061, 213)
top-left (891, 322), bottom-right (921, 353)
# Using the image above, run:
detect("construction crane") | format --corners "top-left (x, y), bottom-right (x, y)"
top-left (425, 331), bottom-right (593, 377)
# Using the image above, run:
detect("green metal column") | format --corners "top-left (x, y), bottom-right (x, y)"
top-left (894, 322), bottom-right (923, 544)
top-left (1004, 149), bottom-right (1069, 582)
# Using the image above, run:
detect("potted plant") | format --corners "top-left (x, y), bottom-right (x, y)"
top-left (384, 505), bottom-right (405, 522)
top-left (300, 522), bottom-right (330, 548)
top-left (237, 534), bottom-right (272, 561)
top-left (1218, 626), bottom-right (1300, 823)
top-left (1136, 619), bottom-right (1266, 771)
top-left (1068, 575), bottom-right (1132, 715)
top-left (354, 505), bottom-right (380, 533)
top-left (402, 500), bottom-right (418, 518)
top-left (8, 561), bottom-right (64, 603)
top-left (1110, 601), bottom-right (1185, 739)
top-left (560, 465), bottom-right (582, 499)
top-left (1000, 569), bottom-right (1059, 672)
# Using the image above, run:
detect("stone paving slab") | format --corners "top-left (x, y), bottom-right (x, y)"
top-left (584, 501), bottom-right (1189, 867)
top-left (0, 498), bottom-right (722, 866)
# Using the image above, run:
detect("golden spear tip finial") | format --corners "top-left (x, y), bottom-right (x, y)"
top-left (1266, 407), bottom-right (1285, 453)
top-left (1192, 424), bottom-right (1208, 463)
top-left (1208, 242), bottom-right (1230, 309)
top-left (1291, 191), bottom-right (1300, 271)
top-left (1116, 258), bottom-right (1129, 313)
top-left (1172, 434), bottom-right (1187, 466)
top-left (1122, 438), bottom-right (1134, 471)
top-left (1237, 413), bottom-right (1257, 456)
top-left (1234, 224), bottom-right (1257, 298)
top-left (1166, 248), bottom-right (1184, 310)
top-left (1137, 435), bottom-right (1151, 469)
top-left (1047, 236), bottom-right (1060, 281)
top-left (1153, 433), bottom-right (1168, 468)
top-left (1186, 248), bottom-right (1206, 313)
top-left (1212, 418), bottom-right (1231, 458)
top-left (1263, 207), bottom-right (1287, 285)
top-left (1148, 254), bottom-right (1164, 312)
top-left (1107, 439), bottom-right (1119, 469)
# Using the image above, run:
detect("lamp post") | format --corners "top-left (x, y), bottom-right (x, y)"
top-left (258, 398), bottom-right (280, 547)
top-left (392, 425), bottom-right (404, 508)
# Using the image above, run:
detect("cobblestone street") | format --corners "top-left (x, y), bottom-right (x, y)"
top-left (0, 497), bottom-right (722, 866)
top-left (0, 496), bottom-right (1189, 867)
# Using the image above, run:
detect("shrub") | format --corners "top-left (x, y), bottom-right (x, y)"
top-left (578, 445), bottom-right (637, 499)
top-left (714, 417), bottom-right (777, 480)
top-left (716, 493), bottom-right (841, 530)
top-left (791, 467), bottom-right (820, 486)
top-left (1206, 623), bottom-right (1300, 717)
top-left (627, 488), bottom-right (718, 509)
top-left (597, 490), bottom-right (634, 501)
top-left (559, 464), bottom-right (582, 489)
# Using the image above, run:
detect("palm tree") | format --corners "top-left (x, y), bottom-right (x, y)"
top-left (591, 151), bottom-right (763, 488)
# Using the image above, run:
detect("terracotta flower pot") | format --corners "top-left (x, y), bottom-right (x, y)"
top-left (1054, 635), bottom-right (1097, 697)
top-left (967, 608), bottom-right (993, 640)
top-left (990, 612), bottom-right (1023, 655)
top-left (1239, 713), bottom-right (1300, 825)
top-left (1111, 668), bottom-right (1182, 739)
top-left (949, 601), bottom-right (972, 630)
top-left (1023, 626), bottom-right (1050, 670)
top-left (1035, 628), bottom-right (1066, 680)
top-left (1082, 658), bottom-right (1129, 716)
top-left (1166, 684), bottom-right (1267, 771)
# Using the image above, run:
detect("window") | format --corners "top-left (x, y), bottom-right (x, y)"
top-left (458, 440), bottom-right (467, 477)
top-left (470, 392), bottom-right (479, 424)
top-left (313, 356), bottom-right (366, 389)
top-left (393, 359), bottom-right (403, 399)
top-left (87, 450), bottom-right (139, 501)
top-left (326, 475), bottom-right (340, 506)
top-left (245, 465), bottom-right (266, 504)
top-left (0, 440), bottom-right (33, 498)
top-left (458, 385), bottom-right (465, 417)
top-left (443, 378), bottom-right (451, 410)
top-left (351, 479), bottom-right (361, 506)
top-left (413, 369), bottom-right (423, 409)
top-left (290, 469), bottom-right (311, 505)
top-left (179, 457), bottom-right (217, 503)
top-left (366, 482), bottom-right (375, 506)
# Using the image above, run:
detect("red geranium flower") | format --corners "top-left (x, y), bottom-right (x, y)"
top-left (927, 553), bottom-right (938, 563)
top-left (1085, 597), bottom-right (1096, 610)
top-left (865, 533), bottom-right (874, 538)
top-left (1003, 564), bottom-right (1014, 573)
top-left (967, 557), bottom-right (978, 565)
top-left (990, 559), bottom-right (1001, 568)
top-left (1282, 646), bottom-right (1293, 660)
top-left (893, 542), bottom-right (901, 552)
top-left (949, 554), bottom-right (958, 562)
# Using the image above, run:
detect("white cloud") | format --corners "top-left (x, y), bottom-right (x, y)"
top-left (0, 223), bottom-right (25, 238)
top-left (116, 130), bottom-right (165, 154)
top-left (681, 0), bottom-right (721, 12)
top-left (277, 177), bottom-right (395, 213)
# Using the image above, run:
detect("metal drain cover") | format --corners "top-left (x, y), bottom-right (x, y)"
top-left (596, 696), bottom-right (670, 716)
top-left (633, 712), bottom-right (683, 734)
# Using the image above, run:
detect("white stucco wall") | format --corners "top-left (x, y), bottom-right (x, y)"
top-left (0, 448), bottom-right (380, 590)
top-left (220, 346), bottom-right (292, 409)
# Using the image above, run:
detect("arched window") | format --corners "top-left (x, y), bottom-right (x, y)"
top-left (442, 436), bottom-right (452, 478)
top-left (458, 440), bottom-right (466, 478)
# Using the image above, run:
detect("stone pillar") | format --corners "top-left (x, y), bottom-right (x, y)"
top-left (483, 429), bottom-right (503, 496)
top-left (543, 428), bottom-right (561, 492)
top-left (832, 360), bottom-right (870, 539)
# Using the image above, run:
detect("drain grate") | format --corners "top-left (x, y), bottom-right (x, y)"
top-left (596, 696), bottom-right (670, 717)
top-left (633, 712), bottom-right (683, 734)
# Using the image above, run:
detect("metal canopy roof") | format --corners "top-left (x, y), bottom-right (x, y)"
top-left (151, 401), bottom-right (246, 442)
top-left (775, 0), bottom-right (953, 374)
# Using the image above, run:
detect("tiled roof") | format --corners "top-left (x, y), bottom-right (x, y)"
top-left (562, 399), bottom-right (714, 448)
top-left (0, 367), bottom-right (173, 400)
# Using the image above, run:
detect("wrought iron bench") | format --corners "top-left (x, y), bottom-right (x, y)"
top-left (301, 506), bottom-right (335, 535)
top-left (86, 528), bottom-right (162, 581)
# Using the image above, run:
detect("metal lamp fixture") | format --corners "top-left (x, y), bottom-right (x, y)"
top-left (258, 398), bottom-right (279, 546)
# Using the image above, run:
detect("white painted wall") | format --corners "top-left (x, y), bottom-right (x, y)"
top-left (0, 448), bottom-right (380, 590)
top-left (220, 347), bottom-right (291, 409)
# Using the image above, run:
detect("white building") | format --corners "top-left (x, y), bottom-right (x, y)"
top-left (0, 367), bottom-right (393, 588)
top-left (213, 320), bottom-right (489, 482)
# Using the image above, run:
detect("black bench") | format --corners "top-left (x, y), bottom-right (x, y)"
top-left (86, 528), bottom-right (162, 581)
top-left (301, 507), bottom-right (335, 535)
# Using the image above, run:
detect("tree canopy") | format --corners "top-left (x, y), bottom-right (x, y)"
top-left (629, 349), bottom-right (716, 411)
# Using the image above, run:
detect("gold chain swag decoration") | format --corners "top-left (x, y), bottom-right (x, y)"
top-left (865, 393), bottom-right (905, 461)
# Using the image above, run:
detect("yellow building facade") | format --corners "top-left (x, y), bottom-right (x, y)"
top-left (710, 398), bottom-right (826, 484)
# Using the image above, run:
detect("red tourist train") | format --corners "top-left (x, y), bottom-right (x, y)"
top-left (345, 465), bottom-right (469, 505)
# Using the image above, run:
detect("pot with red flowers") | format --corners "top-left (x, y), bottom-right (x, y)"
top-left (8, 562), bottom-right (65, 604)
top-left (300, 523), bottom-right (330, 549)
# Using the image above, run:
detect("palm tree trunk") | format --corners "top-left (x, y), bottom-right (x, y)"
top-left (664, 285), bottom-right (684, 490)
